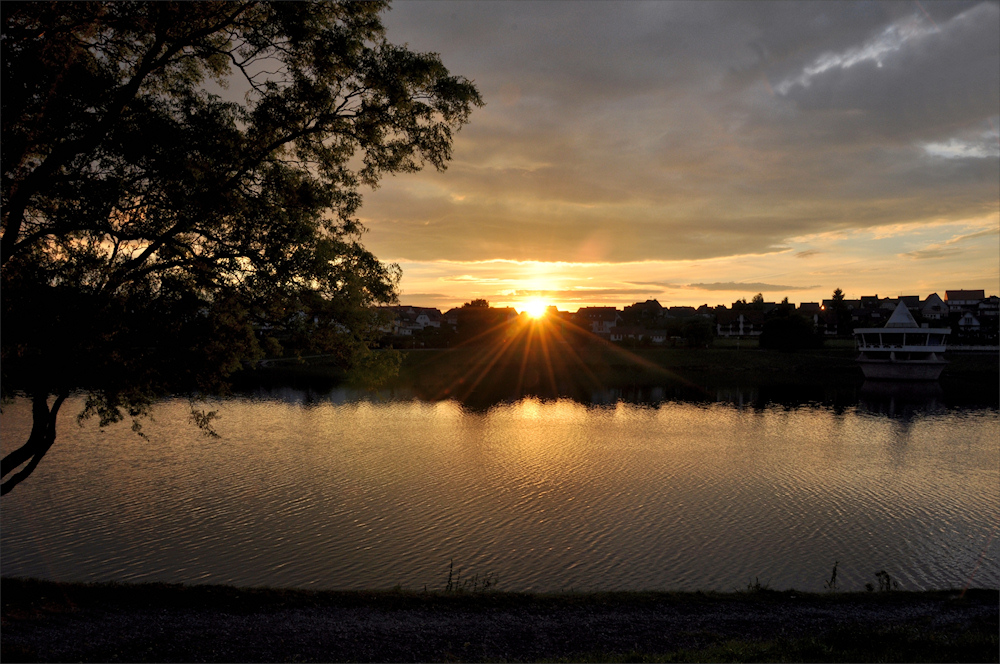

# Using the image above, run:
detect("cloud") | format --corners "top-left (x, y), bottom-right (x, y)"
top-left (440, 274), bottom-right (506, 283)
top-left (687, 282), bottom-right (821, 292)
top-left (501, 288), bottom-right (670, 299)
top-left (367, 1), bottom-right (999, 277)
top-left (903, 246), bottom-right (965, 260)
top-left (902, 225), bottom-right (1000, 259)
top-left (923, 134), bottom-right (1000, 160)
top-left (772, 3), bottom-right (999, 137)
top-left (795, 250), bottom-right (822, 259)
top-left (623, 281), bottom-right (685, 289)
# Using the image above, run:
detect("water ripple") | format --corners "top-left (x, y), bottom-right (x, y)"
top-left (1, 395), bottom-right (997, 591)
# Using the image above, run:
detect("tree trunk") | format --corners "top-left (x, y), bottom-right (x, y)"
top-left (1, 391), bottom-right (67, 496)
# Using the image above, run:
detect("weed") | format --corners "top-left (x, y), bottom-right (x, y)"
top-left (744, 577), bottom-right (770, 593)
top-left (823, 561), bottom-right (838, 591)
top-left (875, 570), bottom-right (899, 592)
top-left (444, 559), bottom-right (499, 593)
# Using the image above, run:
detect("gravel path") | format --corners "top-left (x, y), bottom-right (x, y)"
top-left (2, 579), bottom-right (997, 662)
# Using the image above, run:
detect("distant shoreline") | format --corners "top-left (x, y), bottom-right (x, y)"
top-left (3, 577), bottom-right (996, 662)
top-left (240, 344), bottom-right (999, 408)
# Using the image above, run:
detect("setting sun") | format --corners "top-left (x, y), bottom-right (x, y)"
top-left (523, 299), bottom-right (548, 319)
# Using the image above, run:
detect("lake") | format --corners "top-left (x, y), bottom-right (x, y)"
top-left (2, 386), bottom-right (997, 592)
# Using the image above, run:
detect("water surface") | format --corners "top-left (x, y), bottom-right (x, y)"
top-left (2, 389), bottom-right (997, 592)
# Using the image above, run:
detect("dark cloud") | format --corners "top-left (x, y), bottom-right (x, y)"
top-left (688, 282), bottom-right (822, 291)
top-left (902, 247), bottom-right (964, 260)
top-left (503, 288), bottom-right (670, 299)
top-left (773, 3), bottom-right (1000, 139)
top-left (370, 2), bottom-right (999, 266)
top-left (624, 281), bottom-right (685, 289)
top-left (795, 250), bottom-right (823, 258)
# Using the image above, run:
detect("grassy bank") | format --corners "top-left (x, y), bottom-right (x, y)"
top-left (3, 578), bottom-right (997, 662)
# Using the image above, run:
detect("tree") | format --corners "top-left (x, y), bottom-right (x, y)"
top-left (457, 300), bottom-right (507, 344)
top-left (681, 317), bottom-right (713, 348)
top-left (830, 288), bottom-right (851, 336)
top-left (1, 1), bottom-right (483, 494)
top-left (759, 314), bottom-right (823, 351)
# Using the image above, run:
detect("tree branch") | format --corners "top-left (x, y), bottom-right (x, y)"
top-left (1, 391), bottom-right (68, 496)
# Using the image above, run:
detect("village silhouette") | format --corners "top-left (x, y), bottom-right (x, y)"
top-left (379, 289), bottom-right (999, 350)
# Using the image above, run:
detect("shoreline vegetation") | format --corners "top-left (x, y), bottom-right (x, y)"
top-left (239, 342), bottom-right (1000, 409)
top-left (2, 577), bottom-right (997, 662)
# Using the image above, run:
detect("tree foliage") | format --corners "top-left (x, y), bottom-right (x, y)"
top-left (829, 287), bottom-right (851, 336)
top-left (0, 1), bottom-right (482, 494)
top-left (759, 314), bottom-right (824, 351)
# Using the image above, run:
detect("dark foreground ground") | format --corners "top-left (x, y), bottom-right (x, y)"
top-left (2, 578), bottom-right (997, 663)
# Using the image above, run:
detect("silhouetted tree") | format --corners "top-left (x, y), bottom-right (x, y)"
top-left (1, 1), bottom-right (482, 494)
top-left (830, 288), bottom-right (851, 336)
top-left (759, 314), bottom-right (823, 351)
top-left (681, 318), bottom-right (713, 348)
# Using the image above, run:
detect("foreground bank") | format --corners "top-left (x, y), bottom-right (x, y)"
top-left (3, 578), bottom-right (997, 662)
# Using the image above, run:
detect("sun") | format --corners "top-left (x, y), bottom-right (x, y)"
top-left (523, 299), bottom-right (548, 319)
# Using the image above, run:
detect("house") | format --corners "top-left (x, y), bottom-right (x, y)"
top-left (610, 325), bottom-right (646, 343)
top-left (610, 326), bottom-right (668, 345)
top-left (946, 290), bottom-right (986, 314)
top-left (921, 293), bottom-right (949, 320)
top-left (574, 307), bottom-right (621, 335)
top-left (715, 310), bottom-right (765, 337)
top-left (957, 311), bottom-right (981, 332)
top-left (380, 305), bottom-right (444, 336)
top-left (623, 299), bottom-right (663, 322)
top-left (666, 306), bottom-right (697, 319)
top-left (494, 307), bottom-right (520, 322)
top-left (443, 308), bottom-right (461, 328)
top-left (978, 296), bottom-right (999, 319)
top-left (648, 330), bottom-right (668, 344)
top-left (798, 302), bottom-right (821, 314)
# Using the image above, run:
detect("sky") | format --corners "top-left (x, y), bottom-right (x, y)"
top-left (360, 0), bottom-right (999, 313)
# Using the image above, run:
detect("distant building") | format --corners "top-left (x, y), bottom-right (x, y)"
top-left (610, 325), bottom-right (666, 344)
top-left (946, 290), bottom-right (986, 315)
top-left (380, 305), bottom-right (444, 336)
top-left (946, 289), bottom-right (986, 303)
top-left (666, 306), bottom-right (697, 319)
top-left (715, 310), bottom-right (765, 337)
top-left (921, 293), bottom-right (949, 320)
top-left (623, 299), bottom-right (663, 321)
top-left (573, 307), bottom-right (621, 335)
